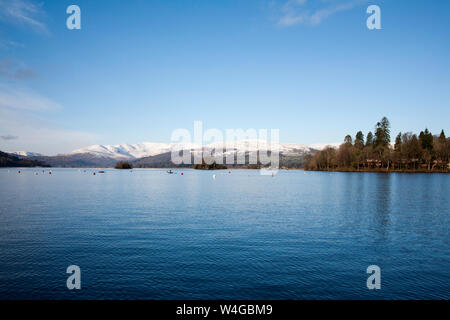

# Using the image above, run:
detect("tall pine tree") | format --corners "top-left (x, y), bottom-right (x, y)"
top-left (355, 131), bottom-right (365, 149)
top-left (374, 117), bottom-right (391, 147)
top-left (366, 131), bottom-right (374, 147)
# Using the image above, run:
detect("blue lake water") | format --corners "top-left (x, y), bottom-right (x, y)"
top-left (0, 168), bottom-right (448, 299)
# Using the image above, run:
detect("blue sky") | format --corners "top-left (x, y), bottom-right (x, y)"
top-left (0, 0), bottom-right (449, 154)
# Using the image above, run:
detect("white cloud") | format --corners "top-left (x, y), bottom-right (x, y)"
top-left (0, 0), bottom-right (48, 34)
top-left (0, 85), bottom-right (60, 111)
top-left (0, 106), bottom-right (99, 155)
top-left (278, 0), bottom-right (366, 27)
top-left (0, 84), bottom-right (99, 154)
top-left (0, 38), bottom-right (25, 50)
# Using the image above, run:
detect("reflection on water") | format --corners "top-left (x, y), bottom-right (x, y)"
top-left (373, 173), bottom-right (392, 240)
top-left (0, 168), bottom-right (448, 299)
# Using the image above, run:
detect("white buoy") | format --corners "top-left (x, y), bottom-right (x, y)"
top-left (212, 174), bottom-right (216, 179)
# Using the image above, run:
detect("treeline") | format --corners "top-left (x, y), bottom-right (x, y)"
top-left (114, 161), bottom-right (133, 169)
top-left (304, 117), bottom-right (449, 172)
top-left (193, 159), bottom-right (227, 170)
top-left (0, 151), bottom-right (50, 167)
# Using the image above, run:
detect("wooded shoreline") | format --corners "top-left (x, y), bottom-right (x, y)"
top-left (305, 168), bottom-right (449, 173)
top-left (304, 117), bottom-right (449, 173)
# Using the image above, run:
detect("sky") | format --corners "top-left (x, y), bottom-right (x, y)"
top-left (0, 0), bottom-right (449, 155)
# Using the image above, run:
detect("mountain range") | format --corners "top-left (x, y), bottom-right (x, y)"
top-left (67, 140), bottom-right (317, 159)
top-left (0, 151), bottom-right (50, 168)
top-left (4, 140), bottom-right (336, 168)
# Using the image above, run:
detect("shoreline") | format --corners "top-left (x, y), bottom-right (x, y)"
top-left (3, 166), bottom-right (449, 173)
top-left (305, 168), bottom-right (449, 173)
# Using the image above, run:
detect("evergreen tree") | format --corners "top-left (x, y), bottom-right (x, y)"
top-left (409, 134), bottom-right (421, 159)
top-left (394, 132), bottom-right (402, 152)
top-left (366, 131), bottom-right (374, 146)
top-left (303, 117), bottom-right (448, 172)
top-left (419, 128), bottom-right (433, 151)
top-left (355, 131), bottom-right (365, 149)
top-left (344, 135), bottom-right (353, 145)
top-left (439, 129), bottom-right (446, 142)
top-left (436, 130), bottom-right (448, 164)
top-left (374, 117), bottom-right (391, 147)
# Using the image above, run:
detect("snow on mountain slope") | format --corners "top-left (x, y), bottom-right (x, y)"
top-left (68, 140), bottom-right (315, 159)
top-left (8, 151), bottom-right (44, 157)
top-left (10, 140), bottom-right (339, 160)
top-left (207, 139), bottom-right (311, 155)
top-left (308, 143), bottom-right (341, 150)
top-left (68, 142), bottom-right (202, 159)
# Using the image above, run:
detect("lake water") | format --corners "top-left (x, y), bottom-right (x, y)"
top-left (0, 168), bottom-right (448, 299)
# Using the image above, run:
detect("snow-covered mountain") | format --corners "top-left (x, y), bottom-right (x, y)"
top-left (5, 140), bottom-right (340, 168)
top-left (68, 142), bottom-right (200, 159)
top-left (308, 142), bottom-right (341, 150)
top-left (8, 140), bottom-right (338, 161)
top-left (9, 151), bottom-right (44, 157)
top-left (67, 140), bottom-right (317, 160)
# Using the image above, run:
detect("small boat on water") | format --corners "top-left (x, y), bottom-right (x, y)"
top-left (167, 170), bottom-right (174, 174)
top-left (98, 171), bottom-right (105, 173)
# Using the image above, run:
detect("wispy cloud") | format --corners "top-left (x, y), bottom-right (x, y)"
top-left (0, 59), bottom-right (36, 80)
top-left (0, 107), bottom-right (99, 155)
top-left (0, 85), bottom-right (60, 111)
top-left (0, 86), bottom-right (99, 155)
top-left (0, 134), bottom-right (18, 140)
top-left (0, 38), bottom-right (25, 50)
top-left (0, 0), bottom-right (48, 34)
top-left (277, 0), bottom-right (366, 27)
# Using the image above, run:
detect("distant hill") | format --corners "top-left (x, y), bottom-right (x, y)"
top-left (132, 151), bottom-right (313, 169)
top-left (0, 151), bottom-right (50, 167)
top-left (4, 150), bottom-right (313, 169)
top-left (7, 139), bottom-right (322, 168)
top-left (132, 152), bottom-right (192, 168)
top-left (28, 153), bottom-right (118, 168)
top-left (9, 151), bottom-right (44, 157)
top-left (67, 140), bottom-right (316, 159)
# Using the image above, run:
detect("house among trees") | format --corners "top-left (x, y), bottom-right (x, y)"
top-left (304, 117), bottom-right (449, 172)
